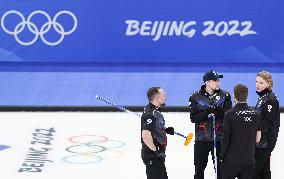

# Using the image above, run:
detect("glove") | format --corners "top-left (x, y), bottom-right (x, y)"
top-left (206, 105), bottom-right (217, 114)
top-left (155, 146), bottom-right (166, 158)
top-left (207, 104), bottom-right (222, 115)
top-left (165, 127), bottom-right (175, 135)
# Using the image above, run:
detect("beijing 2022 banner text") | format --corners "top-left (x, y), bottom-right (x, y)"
top-left (0, 0), bottom-right (283, 64)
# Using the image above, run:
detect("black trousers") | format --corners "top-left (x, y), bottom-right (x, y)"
top-left (221, 160), bottom-right (254, 179)
top-left (143, 157), bottom-right (168, 179)
top-left (194, 141), bottom-right (222, 179)
top-left (253, 148), bottom-right (271, 179)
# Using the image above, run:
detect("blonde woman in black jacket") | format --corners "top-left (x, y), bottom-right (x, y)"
top-left (254, 71), bottom-right (280, 179)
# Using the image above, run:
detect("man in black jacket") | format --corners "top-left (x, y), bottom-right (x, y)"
top-left (221, 84), bottom-right (261, 179)
top-left (254, 71), bottom-right (280, 179)
top-left (189, 70), bottom-right (232, 179)
top-left (141, 87), bottom-right (175, 179)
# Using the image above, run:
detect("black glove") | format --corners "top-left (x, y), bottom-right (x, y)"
top-left (207, 104), bottom-right (222, 115)
top-left (155, 146), bottom-right (166, 158)
top-left (165, 127), bottom-right (175, 135)
top-left (206, 105), bottom-right (217, 114)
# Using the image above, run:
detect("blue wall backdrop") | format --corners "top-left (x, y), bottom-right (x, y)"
top-left (0, 0), bottom-right (283, 107)
top-left (0, 72), bottom-right (283, 107)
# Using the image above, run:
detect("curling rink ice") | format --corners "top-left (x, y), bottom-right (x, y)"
top-left (0, 112), bottom-right (283, 179)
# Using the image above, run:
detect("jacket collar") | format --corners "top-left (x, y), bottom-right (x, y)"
top-left (200, 85), bottom-right (221, 97)
top-left (256, 88), bottom-right (271, 97)
top-left (148, 102), bottom-right (160, 111)
top-left (235, 103), bottom-right (248, 108)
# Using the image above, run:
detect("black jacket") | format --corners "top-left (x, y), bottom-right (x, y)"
top-left (189, 85), bottom-right (232, 142)
top-left (141, 103), bottom-right (167, 159)
top-left (221, 103), bottom-right (261, 165)
top-left (255, 88), bottom-right (280, 149)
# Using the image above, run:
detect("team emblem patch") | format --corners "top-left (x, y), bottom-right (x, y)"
top-left (268, 105), bottom-right (272, 112)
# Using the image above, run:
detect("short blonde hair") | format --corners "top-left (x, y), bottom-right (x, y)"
top-left (257, 71), bottom-right (273, 90)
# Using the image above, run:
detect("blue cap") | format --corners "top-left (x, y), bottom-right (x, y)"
top-left (203, 70), bottom-right (223, 82)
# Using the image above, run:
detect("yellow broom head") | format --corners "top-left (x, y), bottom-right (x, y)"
top-left (184, 132), bottom-right (193, 146)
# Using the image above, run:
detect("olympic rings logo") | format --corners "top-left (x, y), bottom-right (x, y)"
top-left (1, 10), bottom-right (77, 46)
top-left (63, 135), bottom-right (126, 164)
